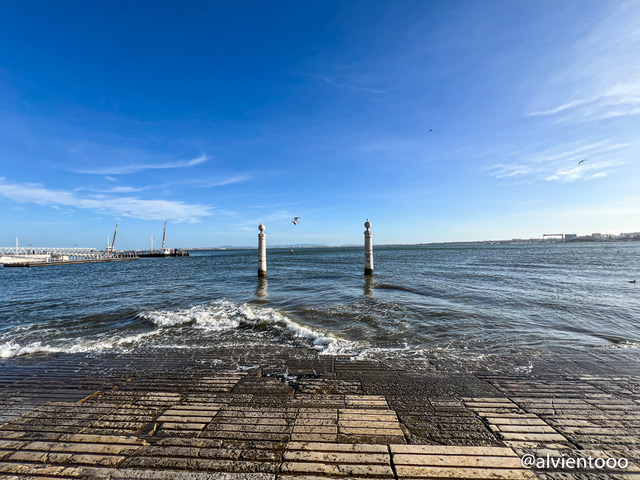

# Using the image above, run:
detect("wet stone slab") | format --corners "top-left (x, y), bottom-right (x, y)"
top-left (0, 347), bottom-right (640, 478)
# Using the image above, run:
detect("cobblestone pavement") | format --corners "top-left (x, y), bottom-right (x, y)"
top-left (0, 347), bottom-right (639, 479)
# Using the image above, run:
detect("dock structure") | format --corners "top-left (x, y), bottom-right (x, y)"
top-left (0, 346), bottom-right (638, 479)
top-left (0, 246), bottom-right (139, 267)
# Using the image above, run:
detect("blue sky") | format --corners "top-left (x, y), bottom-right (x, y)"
top-left (0, 1), bottom-right (638, 248)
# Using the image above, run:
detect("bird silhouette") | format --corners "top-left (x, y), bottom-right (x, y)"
top-left (429, 129), bottom-right (433, 132)
top-left (578, 159), bottom-right (586, 165)
top-left (292, 217), bottom-right (300, 225)
top-left (630, 280), bottom-right (637, 284)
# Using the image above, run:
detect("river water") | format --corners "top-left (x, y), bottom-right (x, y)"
top-left (1, 243), bottom-right (639, 367)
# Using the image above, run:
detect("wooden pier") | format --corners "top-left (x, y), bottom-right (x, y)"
top-left (0, 346), bottom-right (639, 478)
top-left (4, 256), bottom-right (139, 268)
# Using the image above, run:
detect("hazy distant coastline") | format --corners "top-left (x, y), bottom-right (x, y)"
top-left (187, 233), bottom-right (640, 251)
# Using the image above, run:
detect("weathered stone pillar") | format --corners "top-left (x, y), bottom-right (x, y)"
top-left (364, 219), bottom-right (373, 276)
top-left (364, 275), bottom-right (374, 297)
top-left (258, 222), bottom-right (267, 277)
top-left (256, 277), bottom-right (268, 298)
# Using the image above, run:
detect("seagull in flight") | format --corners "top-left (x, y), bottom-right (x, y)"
top-left (578, 159), bottom-right (586, 165)
top-left (292, 217), bottom-right (300, 225)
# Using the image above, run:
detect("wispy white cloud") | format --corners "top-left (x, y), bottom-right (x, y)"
top-left (73, 154), bottom-right (210, 175)
top-left (202, 174), bottom-right (249, 188)
top-left (0, 177), bottom-right (212, 222)
top-left (86, 186), bottom-right (147, 193)
top-left (102, 186), bottom-right (144, 193)
top-left (528, 2), bottom-right (640, 122)
top-left (487, 141), bottom-right (629, 182)
top-left (544, 163), bottom-right (612, 183)
top-left (530, 82), bottom-right (640, 121)
top-left (310, 74), bottom-right (386, 94)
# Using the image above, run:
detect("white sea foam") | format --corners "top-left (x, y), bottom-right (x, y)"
top-left (1, 301), bottom-right (359, 359)
top-left (604, 340), bottom-right (640, 349)
top-left (141, 300), bottom-right (357, 354)
top-left (142, 300), bottom-right (241, 330)
top-left (0, 330), bottom-right (160, 358)
top-left (238, 303), bottom-right (356, 354)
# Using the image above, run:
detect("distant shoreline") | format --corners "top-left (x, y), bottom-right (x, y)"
top-left (186, 237), bottom-right (640, 251)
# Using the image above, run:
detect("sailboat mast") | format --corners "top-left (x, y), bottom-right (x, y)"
top-left (110, 223), bottom-right (118, 251)
top-left (161, 221), bottom-right (167, 250)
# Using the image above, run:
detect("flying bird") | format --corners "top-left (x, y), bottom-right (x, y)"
top-left (429, 129), bottom-right (433, 132)
top-left (578, 159), bottom-right (586, 165)
top-left (292, 217), bottom-right (300, 225)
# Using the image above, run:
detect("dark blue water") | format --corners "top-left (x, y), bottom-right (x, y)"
top-left (1, 243), bottom-right (639, 365)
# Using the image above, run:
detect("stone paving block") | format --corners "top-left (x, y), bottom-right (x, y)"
top-left (280, 461), bottom-right (394, 477)
top-left (338, 435), bottom-right (405, 445)
top-left (125, 456), bottom-right (277, 473)
top-left (291, 433), bottom-right (337, 442)
top-left (283, 450), bottom-right (389, 464)
top-left (158, 422), bottom-right (207, 432)
top-left (9, 449), bottom-right (128, 467)
top-left (111, 470), bottom-right (273, 479)
top-left (278, 477), bottom-right (376, 480)
top-left (289, 396), bottom-right (345, 408)
top-left (22, 440), bottom-right (142, 455)
top-left (391, 445), bottom-right (519, 456)
top-left (295, 419), bottom-right (337, 426)
top-left (503, 441), bottom-right (571, 451)
top-left (0, 461), bottom-right (85, 477)
top-left (495, 425), bottom-right (558, 434)
top-left (338, 408), bottom-right (395, 416)
top-left (137, 445), bottom-right (279, 462)
top-left (298, 379), bottom-right (362, 395)
top-left (486, 417), bottom-right (548, 426)
top-left (394, 453), bottom-right (524, 468)
top-left (345, 395), bottom-right (388, 408)
top-left (57, 433), bottom-right (147, 445)
top-left (292, 426), bottom-right (337, 434)
top-left (394, 465), bottom-right (537, 479)
top-left (339, 426), bottom-right (404, 436)
top-left (499, 432), bottom-right (569, 442)
top-left (336, 407), bottom-right (405, 444)
top-left (0, 450), bottom-right (14, 461)
top-left (0, 440), bottom-right (26, 450)
top-left (286, 442), bottom-right (388, 453)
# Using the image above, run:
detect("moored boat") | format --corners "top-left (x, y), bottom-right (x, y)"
top-left (137, 221), bottom-right (189, 257)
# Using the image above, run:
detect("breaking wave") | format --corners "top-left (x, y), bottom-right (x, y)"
top-left (140, 300), bottom-right (358, 354)
top-left (0, 330), bottom-right (160, 358)
top-left (0, 301), bottom-right (359, 358)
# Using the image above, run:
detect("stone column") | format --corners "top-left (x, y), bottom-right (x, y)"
top-left (364, 219), bottom-right (373, 276)
top-left (256, 277), bottom-right (268, 298)
top-left (258, 222), bottom-right (267, 277)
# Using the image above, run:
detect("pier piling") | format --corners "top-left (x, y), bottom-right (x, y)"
top-left (364, 219), bottom-right (373, 276)
top-left (258, 222), bottom-right (267, 277)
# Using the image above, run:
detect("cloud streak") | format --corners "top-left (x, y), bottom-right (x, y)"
top-left (530, 82), bottom-right (640, 121)
top-left (0, 178), bottom-right (213, 222)
top-left (487, 141), bottom-right (629, 183)
top-left (202, 174), bottom-right (249, 188)
top-left (311, 74), bottom-right (386, 94)
top-left (529, 2), bottom-right (640, 122)
top-left (73, 154), bottom-right (210, 175)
